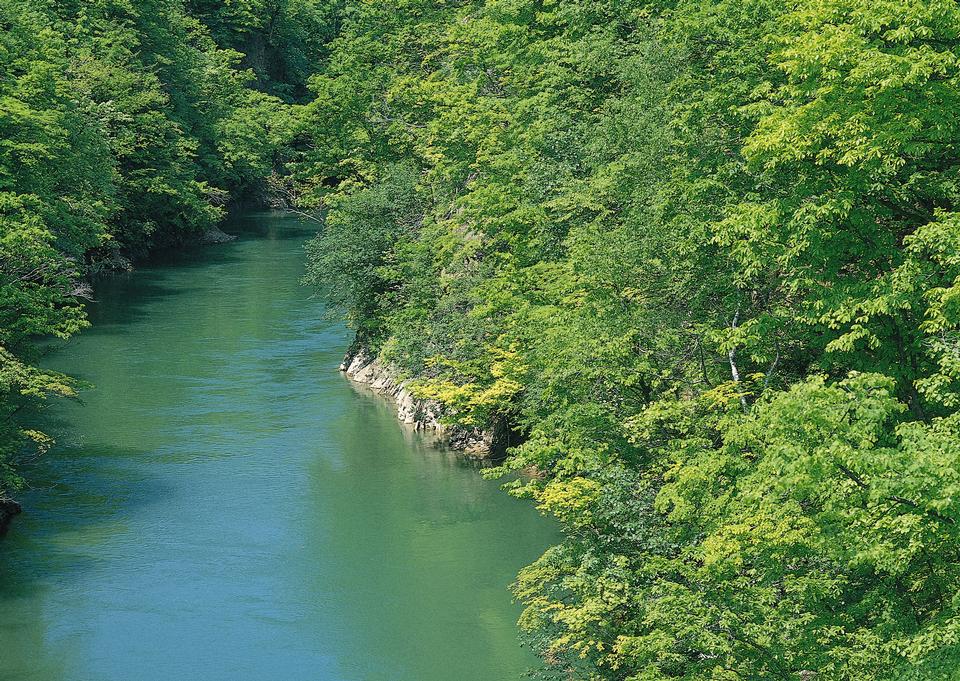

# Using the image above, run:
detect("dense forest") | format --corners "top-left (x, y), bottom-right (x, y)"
top-left (296, 1), bottom-right (960, 679)
top-left (6, 0), bottom-right (960, 679)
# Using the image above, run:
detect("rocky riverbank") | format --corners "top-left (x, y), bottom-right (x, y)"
top-left (200, 225), bottom-right (239, 245)
top-left (340, 345), bottom-right (511, 460)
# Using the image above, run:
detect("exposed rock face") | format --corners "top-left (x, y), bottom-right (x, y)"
top-left (200, 226), bottom-right (238, 245)
top-left (0, 498), bottom-right (22, 536)
top-left (340, 345), bottom-right (507, 460)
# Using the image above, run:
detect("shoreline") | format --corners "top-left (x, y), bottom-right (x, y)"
top-left (339, 343), bottom-right (511, 461)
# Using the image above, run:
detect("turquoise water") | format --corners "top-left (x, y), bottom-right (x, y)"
top-left (0, 213), bottom-right (554, 681)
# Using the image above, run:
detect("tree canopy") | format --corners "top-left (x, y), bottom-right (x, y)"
top-left (296, 0), bottom-right (960, 678)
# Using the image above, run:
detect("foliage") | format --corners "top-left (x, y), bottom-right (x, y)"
top-left (297, 0), bottom-right (960, 677)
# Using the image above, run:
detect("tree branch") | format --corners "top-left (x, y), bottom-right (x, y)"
top-left (728, 305), bottom-right (749, 413)
top-left (837, 463), bottom-right (955, 526)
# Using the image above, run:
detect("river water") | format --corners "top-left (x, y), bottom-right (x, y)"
top-left (0, 213), bottom-right (554, 681)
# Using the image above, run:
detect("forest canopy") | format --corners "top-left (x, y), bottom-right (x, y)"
top-left (295, 0), bottom-right (960, 678)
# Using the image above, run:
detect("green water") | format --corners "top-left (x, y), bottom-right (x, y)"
top-left (0, 213), bottom-right (554, 681)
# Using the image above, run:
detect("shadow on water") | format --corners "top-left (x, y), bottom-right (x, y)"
top-left (77, 211), bottom-right (317, 332)
top-left (224, 210), bottom-right (318, 237)
top-left (82, 261), bottom-right (237, 332)
top-left (0, 442), bottom-right (176, 596)
top-left (80, 281), bottom-right (202, 334)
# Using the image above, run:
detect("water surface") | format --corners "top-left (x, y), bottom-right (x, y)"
top-left (0, 213), bottom-right (553, 681)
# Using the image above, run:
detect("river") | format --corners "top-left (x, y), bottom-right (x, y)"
top-left (0, 212), bottom-right (554, 681)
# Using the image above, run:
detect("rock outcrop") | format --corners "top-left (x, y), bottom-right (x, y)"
top-left (340, 345), bottom-right (508, 460)
top-left (200, 226), bottom-right (238, 245)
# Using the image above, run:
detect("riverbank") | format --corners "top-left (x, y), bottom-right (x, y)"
top-left (340, 343), bottom-right (513, 461)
